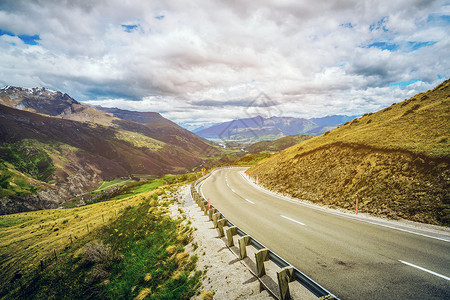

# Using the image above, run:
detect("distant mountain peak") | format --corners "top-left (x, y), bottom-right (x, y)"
top-left (195, 114), bottom-right (357, 142)
top-left (1, 86), bottom-right (59, 95)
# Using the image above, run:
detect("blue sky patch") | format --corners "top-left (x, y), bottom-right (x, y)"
top-left (408, 41), bottom-right (436, 51)
top-left (370, 16), bottom-right (389, 32)
top-left (18, 34), bottom-right (40, 45)
top-left (0, 28), bottom-right (40, 45)
top-left (390, 79), bottom-right (420, 87)
top-left (340, 22), bottom-right (353, 29)
top-left (121, 24), bottom-right (138, 33)
top-left (427, 14), bottom-right (450, 25)
top-left (0, 28), bottom-right (14, 36)
top-left (155, 15), bottom-right (164, 20)
top-left (368, 42), bottom-right (398, 51)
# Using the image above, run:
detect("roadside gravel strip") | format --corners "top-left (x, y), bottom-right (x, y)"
top-left (170, 184), bottom-right (317, 300)
top-left (174, 184), bottom-right (274, 299)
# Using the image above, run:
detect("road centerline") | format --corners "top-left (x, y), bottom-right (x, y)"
top-left (281, 215), bottom-right (306, 226)
top-left (399, 260), bottom-right (450, 281)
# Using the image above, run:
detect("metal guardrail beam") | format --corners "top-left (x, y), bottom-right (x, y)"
top-left (191, 166), bottom-right (339, 300)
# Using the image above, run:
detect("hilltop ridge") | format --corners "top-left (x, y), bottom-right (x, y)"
top-left (248, 79), bottom-right (450, 225)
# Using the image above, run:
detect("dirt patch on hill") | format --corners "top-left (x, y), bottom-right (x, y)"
top-left (249, 143), bottom-right (450, 226)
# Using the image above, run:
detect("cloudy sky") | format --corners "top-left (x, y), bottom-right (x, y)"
top-left (0, 0), bottom-right (448, 129)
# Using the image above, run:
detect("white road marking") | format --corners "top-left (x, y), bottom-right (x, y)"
top-left (281, 215), bottom-right (306, 226)
top-left (245, 198), bottom-right (255, 204)
top-left (238, 170), bottom-right (450, 243)
top-left (365, 222), bottom-right (450, 243)
top-left (399, 260), bottom-right (450, 281)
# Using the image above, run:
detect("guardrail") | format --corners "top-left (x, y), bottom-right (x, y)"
top-left (191, 166), bottom-right (338, 300)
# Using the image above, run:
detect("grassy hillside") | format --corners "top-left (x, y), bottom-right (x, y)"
top-left (0, 104), bottom-right (202, 207)
top-left (0, 174), bottom-right (201, 299)
top-left (245, 134), bottom-right (313, 153)
top-left (248, 79), bottom-right (450, 226)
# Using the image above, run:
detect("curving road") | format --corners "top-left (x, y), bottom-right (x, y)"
top-left (199, 167), bottom-right (450, 300)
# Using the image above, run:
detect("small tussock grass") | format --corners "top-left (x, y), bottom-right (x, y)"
top-left (0, 173), bottom-right (201, 299)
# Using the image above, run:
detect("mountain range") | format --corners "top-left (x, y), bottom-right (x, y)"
top-left (195, 114), bottom-right (357, 142)
top-left (0, 86), bottom-right (219, 214)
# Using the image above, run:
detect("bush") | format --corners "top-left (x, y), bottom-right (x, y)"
top-left (82, 241), bottom-right (122, 282)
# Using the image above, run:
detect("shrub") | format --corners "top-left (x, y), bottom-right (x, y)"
top-left (81, 241), bottom-right (122, 282)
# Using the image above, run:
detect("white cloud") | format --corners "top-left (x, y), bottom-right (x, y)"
top-left (0, 0), bottom-right (448, 128)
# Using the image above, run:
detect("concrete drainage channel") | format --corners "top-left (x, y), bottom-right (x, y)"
top-left (191, 168), bottom-right (339, 300)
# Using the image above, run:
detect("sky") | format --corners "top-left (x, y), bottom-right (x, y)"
top-left (0, 0), bottom-right (449, 130)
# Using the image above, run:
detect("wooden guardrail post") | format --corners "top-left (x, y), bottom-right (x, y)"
top-left (319, 295), bottom-right (337, 300)
top-left (217, 219), bottom-right (227, 237)
top-left (203, 201), bottom-right (209, 215)
top-left (255, 248), bottom-right (269, 277)
top-left (226, 226), bottom-right (237, 247)
top-left (277, 266), bottom-right (294, 300)
top-left (212, 213), bottom-right (221, 228)
top-left (238, 235), bottom-right (251, 259)
top-left (208, 208), bottom-right (216, 221)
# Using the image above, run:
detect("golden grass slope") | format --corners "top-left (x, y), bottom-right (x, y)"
top-left (248, 79), bottom-right (450, 225)
top-left (0, 191), bottom-right (144, 284)
top-left (280, 79), bottom-right (448, 159)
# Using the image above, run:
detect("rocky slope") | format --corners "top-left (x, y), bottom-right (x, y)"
top-left (248, 79), bottom-right (450, 226)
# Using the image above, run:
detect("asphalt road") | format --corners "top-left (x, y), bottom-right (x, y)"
top-left (199, 167), bottom-right (450, 300)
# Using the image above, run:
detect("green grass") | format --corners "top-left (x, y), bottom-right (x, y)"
top-left (0, 216), bottom-right (31, 228)
top-left (0, 174), bottom-right (201, 299)
top-left (0, 139), bottom-right (55, 181)
top-left (0, 162), bottom-right (42, 197)
top-left (93, 178), bottom-right (135, 193)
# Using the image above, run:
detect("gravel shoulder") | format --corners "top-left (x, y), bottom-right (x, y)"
top-left (169, 184), bottom-right (318, 300)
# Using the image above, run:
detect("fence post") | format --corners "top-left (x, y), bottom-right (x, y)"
top-left (277, 266), bottom-right (294, 300)
top-left (226, 226), bottom-right (237, 247)
top-left (203, 201), bottom-right (209, 215)
top-left (238, 235), bottom-right (251, 259)
top-left (255, 248), bottom-right (269, 277)
top-left (212, 213), bottom-right (221, 228)
top-left (217, 219), bottom-right (226, 237)
top-left (209, 208), bottom-right (216, 221)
